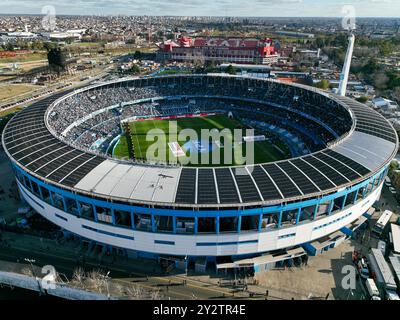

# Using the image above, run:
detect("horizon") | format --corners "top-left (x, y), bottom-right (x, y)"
top-left (0, 0), bottom-right (399, 18)
top-left (0, 13), bottom-right (399, 19)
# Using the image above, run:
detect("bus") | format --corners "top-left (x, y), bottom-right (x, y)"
top-left (373, 210), bottom-right (393, 236)
top-left (365, 278), bottom-right (381, 300)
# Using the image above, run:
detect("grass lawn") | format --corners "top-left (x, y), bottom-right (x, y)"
top-left (115, 114), bottom-right (286, 166)
top-left (157, 69), bottom-right (193, 76)
top-left (0, 52), bottom-right (47, 63)
top-left (113, 135), bottom-right (130, 159)
top-left (0, 84), bottom-right (40, 101)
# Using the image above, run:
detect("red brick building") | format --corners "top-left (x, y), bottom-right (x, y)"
top-left (157, 36), bottom-right (279, 65)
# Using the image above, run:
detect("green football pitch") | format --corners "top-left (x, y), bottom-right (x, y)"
top-left (113, 114), bottom-right (288, 166)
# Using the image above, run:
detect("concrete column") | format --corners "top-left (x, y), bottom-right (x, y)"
top-left (313, 204), bottom-right (319, 221)
top-left (172, 216), bottom-right (177, 234)
top-left (278, 210), bottom-right (283, 228)
top-left (296, 207), bottom-right (301, 225)
top-left (194, 216), bottom-right (198, 234)
top-left (341, 194), bottom-right (348, 209)
top-left (130, 212), bottom-right (135, 230)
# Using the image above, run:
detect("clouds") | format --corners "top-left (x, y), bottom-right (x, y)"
top-left (0, 0), bottom-right (398, 16)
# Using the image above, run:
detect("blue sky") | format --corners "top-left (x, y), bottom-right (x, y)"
top-left (0, 0), bottom-right (399, 17)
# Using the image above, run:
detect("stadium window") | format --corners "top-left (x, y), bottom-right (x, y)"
top-left (241, 215), bottom-right (260, 232)
top-left (197, 217), bottom-right (216, 233)
top-left (134, 213), bottom-right (152, 231)
top-left (299, 205), bottom-right (316, 223)
top-left (15, 170), bottom-right (24, 185)
top-left (22, 175), bottom-right (31, 191)
top-left (366, 180), bottom-right (374, 194)
top-left (52, 192), bottom-right (65, 211)
top-left (281, 209), bottom-right (298, 226)
top-left (357, 186), bottom-right (367, 201)
top-left (332, 195), bottom-right (345, 212)
top-left (30, 180), bottom-right (41, 198)
top-left (79, 201), bottom-right (95, 220)
top-left (95, 206), bottom-right (112, 224)
top-left (40, 186), bottom-right (51, 204)
top-left (114, 210), bottom-right (132, 228)
top-left (316, 201), bottom-right (331, 218)
top-left (261, 213), bottom-right (279, 230)
top-left (64, 197), bottom-right (79, 216)
top-left (154, 215), bottom-right (173, 233)
top-left (344, 190), bottom-right (357, 207)
top-left (176, 217), bottom-right (195, 234)
top-left (219, 217), bottom-right (238, 233)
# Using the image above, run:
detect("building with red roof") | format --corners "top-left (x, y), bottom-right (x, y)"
top-left (157, 36), bottom-right (279, 65)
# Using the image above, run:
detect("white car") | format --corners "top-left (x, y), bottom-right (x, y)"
top-left (389, 186), bottom-right (397, 194)
top-left (386, 290), bottom-right (400, 300)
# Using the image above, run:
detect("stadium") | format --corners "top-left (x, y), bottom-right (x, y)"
top-left (2, 74), bottom-right (398, 272)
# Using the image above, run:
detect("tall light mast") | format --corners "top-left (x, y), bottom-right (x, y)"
top-left (338, 32), bottom-right (355, 97)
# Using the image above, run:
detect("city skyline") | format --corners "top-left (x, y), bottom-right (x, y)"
top-left (0, 0), bottom-right (399, 17)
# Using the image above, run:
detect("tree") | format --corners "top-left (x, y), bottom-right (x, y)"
top-left (225, 64), bottom-right (236, 75)
top-left (356, 96), bottom-right (368, 104)
top-left (43, 41), bottom-right (57, 52)
top-left (315, 79), bottom-right (330, 90)
top-left (130, 64), bottom-right (140, 74)
top-left (5, 42), bottom-right (14, 51)
top-left (133, 50), bottom-right (143, 60)
top-left (374, 72), bottom-right (389, 90)
top-left (379, 41), bottom-right (395, 57)
top-left (315, 37), bottom-right (325, 49)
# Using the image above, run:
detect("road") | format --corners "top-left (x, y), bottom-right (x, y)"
top-left (0, 232), bottom-right (260, 300)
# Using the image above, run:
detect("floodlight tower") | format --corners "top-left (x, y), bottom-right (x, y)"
top-left (338, 26), bottom-right (356, 97)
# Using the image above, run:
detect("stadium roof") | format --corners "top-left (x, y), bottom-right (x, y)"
top-left (2, 75), bottom-right (398, 208)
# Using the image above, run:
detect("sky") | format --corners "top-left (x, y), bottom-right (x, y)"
top-left (0, 0), bottom-right (399, 17)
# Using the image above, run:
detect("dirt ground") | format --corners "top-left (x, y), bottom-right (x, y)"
top-left (0, 83), bottom-right (40, 101)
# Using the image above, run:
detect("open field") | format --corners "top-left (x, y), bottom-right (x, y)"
top-left (0, 84), bottom-right (39, 101)
top-left (0, 52), bottom-right (47, 63)
top-left (157, 69), bottom-right (193, 76)
top-left (0, 60), bottom-right (48, 73)
top-left (114, 114), bottom-right (286, 166)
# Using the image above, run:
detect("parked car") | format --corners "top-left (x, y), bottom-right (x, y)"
top-left (358, 258), bottom-right (370, 279)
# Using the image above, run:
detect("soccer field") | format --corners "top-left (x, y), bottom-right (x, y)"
top-left (114, 114), bottom-right (288, 166)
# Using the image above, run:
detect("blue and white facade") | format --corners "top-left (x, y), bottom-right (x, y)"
top-left (14, 163), bottom-right (387, 257)
top-left (2, 75), bottom-right (398, 262)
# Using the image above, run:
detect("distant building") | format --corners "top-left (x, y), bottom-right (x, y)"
top-left (42, 31), bottom-right (82, 41)
top-left (273, 31), bottom-right (315, 39)
top-left (105, 41), bottom-right (126, 49)
top-left (372, 97), bottom-right (399, 111)
top-left (157, 36), bottom-right (279, 65)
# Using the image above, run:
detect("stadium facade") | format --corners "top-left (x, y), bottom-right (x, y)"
top-left (156, 37), bottom-right (279, 65)
top-left (2, 75), bottom-right (398, 270)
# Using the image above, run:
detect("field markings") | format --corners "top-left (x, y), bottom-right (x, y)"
top-left (130, 122), bottom-right (143, 160)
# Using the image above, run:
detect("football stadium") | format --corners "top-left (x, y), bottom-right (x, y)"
top-left (2, 74), bottom-right (398, 272)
